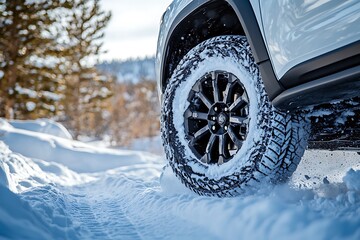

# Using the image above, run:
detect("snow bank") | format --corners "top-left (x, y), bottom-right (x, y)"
top-left (0, 142), bottom-right (92, 193)
top-left (8, 118), bottom-right (73, 140)
top-left (0, 182), bottom-right (83, 239)
top-left (0, 185), bottom-right (55, 240)
top-left (0, 120), bottom-right (160, 173)
top-left (0, 142), bottom-right (87, 239)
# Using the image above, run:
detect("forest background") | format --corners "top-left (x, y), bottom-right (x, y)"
top-left (0, 0), bottom-right (160, 146)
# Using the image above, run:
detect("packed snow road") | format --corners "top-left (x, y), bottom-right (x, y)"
top-left (0, 120), bottom-right (360, 239)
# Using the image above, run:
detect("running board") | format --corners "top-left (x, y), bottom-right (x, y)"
top-left (308, 140), bottom-right (360, 151)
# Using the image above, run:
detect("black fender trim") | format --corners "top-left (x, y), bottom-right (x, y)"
top-left (160, 0), bottom-right (212, 94)
top-left (160, 0), bottom-right (283, 100)
top-left (226, 0), bottom-right (284, 99)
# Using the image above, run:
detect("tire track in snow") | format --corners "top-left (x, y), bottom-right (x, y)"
top-left (86, 177), bottom-right (218, 239)
top-left (73, 160), bottom-right (360, 240)
top-left (65, 189), bottom-right (141, 240)
top-left (67, 164), bottom-right (217, 240)
top-left (12, 149), bottom-right (360, 240)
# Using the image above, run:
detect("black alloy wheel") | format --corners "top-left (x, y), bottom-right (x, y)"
top-left (184, 71), bottom-right (249, 165)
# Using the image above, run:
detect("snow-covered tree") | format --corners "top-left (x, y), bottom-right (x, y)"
top-left (0, 0), bottom-right (73, 119)
top-left (62, 0), bottom-right (112, 139)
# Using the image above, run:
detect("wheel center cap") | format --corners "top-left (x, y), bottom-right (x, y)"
top-left (217, 113), bottom-right (227, 126)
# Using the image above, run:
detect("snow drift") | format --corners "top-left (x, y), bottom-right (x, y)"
top-left (0, 119), bottom-right (158, 173)
top-left (0, 119), bottom-right (360, 239)
top-left (8, 118), bottom-right (73, 140)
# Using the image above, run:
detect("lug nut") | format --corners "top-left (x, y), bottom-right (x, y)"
top-left (224, 107), bottom-right (228, 111)
top-left (212, 116), bottom-right (216, 121)
top-left (224, 126), bottom-right (228, 130)
top-left (212, 126), bottom-right (216, 130)
top-left (214, 107), bottom-right (218, 111)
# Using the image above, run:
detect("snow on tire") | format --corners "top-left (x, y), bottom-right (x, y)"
top-left (161, 35), bottom-right (308, 197)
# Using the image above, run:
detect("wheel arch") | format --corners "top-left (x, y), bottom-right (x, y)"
top-left (160, 0), bottom-right (284, 100)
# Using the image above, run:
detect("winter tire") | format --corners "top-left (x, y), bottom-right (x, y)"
top-left (161, 36), bottom-right (308, 197)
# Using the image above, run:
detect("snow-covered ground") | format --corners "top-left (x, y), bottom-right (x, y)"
top-left (0, 119), bottom-right (360, 239)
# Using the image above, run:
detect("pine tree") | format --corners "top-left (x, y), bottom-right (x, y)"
top-left (62, 0), bottom-right (112, 139)
top-left (0, 0), bottom-right (73, 119)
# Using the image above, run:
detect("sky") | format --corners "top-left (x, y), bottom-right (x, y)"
top-left (100, 0), bottom-right (173, 61)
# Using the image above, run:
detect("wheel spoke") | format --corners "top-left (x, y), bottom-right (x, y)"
top-left (223, 82), bottom-right (233, 104)
top-left (241, 91), bottom-right (248, 100)
top-left (218, 155), bottom-right (225, 165)
top-left (200, 154), bottom-right (209, 164)
top-left (228, 127), bottom-right (243, 149)
top-left (229, 116), bottom-right (247, 125)
top-left (198, 92), bottom-right (212, 109)
top-left (229, 97), bottom-right (247, 111)
top-left (212, 72), bottom-right (220, 102)
top-left (193, 125), bottom-right (209, 140)
top-left (201, 133), bottom-right (216, 164)
top-left (218, 134), bottom-right (226, 156)
top-left (206, 133), bottom-right (216, 153)
top-left (185, 109), bottom-right (208, 121)
top-left (193, 111), bottom-right (208, 120)
top-left (191, 80), bottom-right (202, 93)
top-left (216, 134), bottom-right (226, 165)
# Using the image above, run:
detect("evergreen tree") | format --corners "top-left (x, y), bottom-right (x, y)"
top-left (0, 0), bottom-right (73, 119)
top-left (62, 0), bottom-right (112, 139)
